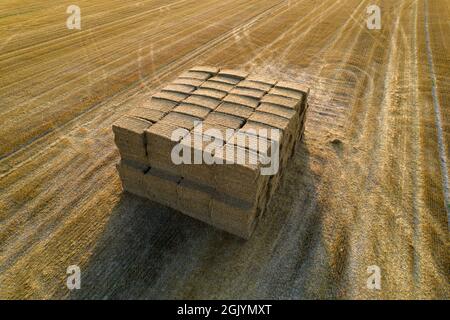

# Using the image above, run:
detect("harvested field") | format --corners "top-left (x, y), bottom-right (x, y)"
top-left (0, 0), bottom-right (448, 299)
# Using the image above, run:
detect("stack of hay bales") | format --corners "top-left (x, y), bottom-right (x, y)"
top-left (113, 67), bottom-right (309, 239)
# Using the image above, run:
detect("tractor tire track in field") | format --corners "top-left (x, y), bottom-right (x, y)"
top-left (423, 0), bottom-right (449, 227)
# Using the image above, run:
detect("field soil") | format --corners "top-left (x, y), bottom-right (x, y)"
top-left (0, 0), bottom-right (448, 299)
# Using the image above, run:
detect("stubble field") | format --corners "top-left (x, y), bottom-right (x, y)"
top-left (0, 0), bottom-right (448, 299)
